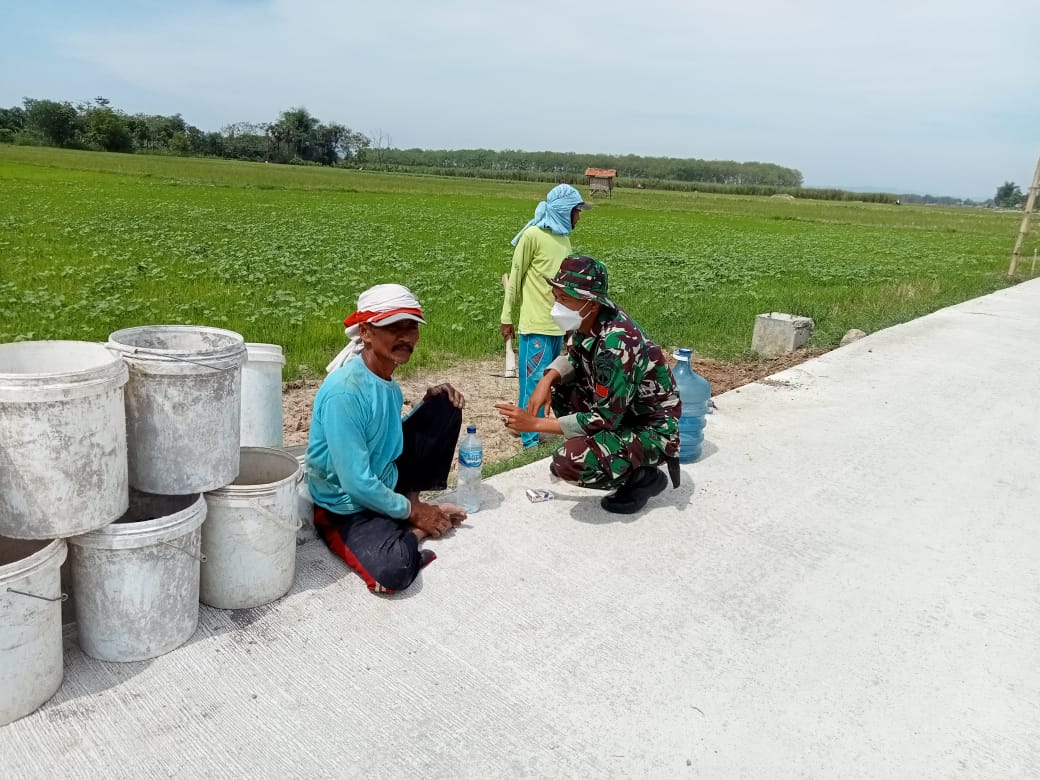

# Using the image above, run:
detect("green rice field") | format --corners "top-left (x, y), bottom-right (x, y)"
top-left (0, 145), bottom-right (1032, 377)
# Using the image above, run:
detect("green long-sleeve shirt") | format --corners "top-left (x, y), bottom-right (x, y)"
top-left (500, 225), bottom-right (571, 336)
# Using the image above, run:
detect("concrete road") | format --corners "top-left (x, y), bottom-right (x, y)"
top-left (3, 280), bottom-right (1039, 778)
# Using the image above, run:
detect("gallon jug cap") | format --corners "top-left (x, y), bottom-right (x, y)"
top-left (676, 348), bottom-right (693, 360)
top-left (467, 425), bottom-right (477, 433)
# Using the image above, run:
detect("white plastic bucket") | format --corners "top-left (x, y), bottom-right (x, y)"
top-left (241, 343), bottom-right (285, 449)
top-left (68, 492), bottom-right (206, 662)
top-left (0, 341), bottom-right (129, 539)
top-left (201, 447), bottom-right (302, 609)
top-left (107, 325), bottom-right (247, 495)
top-left (0, 537), bottom-right (67, 725)
top-left (281, 444), bottom-right (316, 545)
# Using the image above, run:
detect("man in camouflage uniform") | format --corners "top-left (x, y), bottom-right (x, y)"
top-left (495, 255), bottom-right (681, 513)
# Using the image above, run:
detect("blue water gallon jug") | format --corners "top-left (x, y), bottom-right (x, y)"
top-left (673, 348), bottom-right (711, 463)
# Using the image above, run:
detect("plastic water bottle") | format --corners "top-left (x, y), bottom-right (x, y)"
top-left (673, 348), bottom-right (711, 463)
top-left (457, 425), bottom-right (483, 513)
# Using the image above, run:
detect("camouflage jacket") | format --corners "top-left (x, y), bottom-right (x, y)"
top-left (555, 306), bottom-right (681, 440)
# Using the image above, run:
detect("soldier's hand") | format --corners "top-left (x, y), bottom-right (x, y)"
top-left (495, 402), bottom-right (535, 433)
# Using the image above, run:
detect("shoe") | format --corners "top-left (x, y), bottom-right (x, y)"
top-left (600, 467), bottom-right (668, 514)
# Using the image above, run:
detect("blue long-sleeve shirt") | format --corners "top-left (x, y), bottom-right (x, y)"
top-left (305, 358), bottom-right (412, 520)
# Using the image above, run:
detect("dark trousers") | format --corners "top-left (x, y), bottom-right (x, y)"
top-left (313, 394), bottom-right (462, 593)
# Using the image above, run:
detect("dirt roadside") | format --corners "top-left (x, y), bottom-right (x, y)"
top-left (282, 347), bottom-right (830, 470)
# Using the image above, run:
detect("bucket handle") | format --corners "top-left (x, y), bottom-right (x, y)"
top-left (7, 587), bottom-right (68, 603)
top-left (159, 540), bottom-right (208, 563)
top-left (255, 502), bottom-right (304, 533)
top-left (123, 347), bottom-right (226, 372)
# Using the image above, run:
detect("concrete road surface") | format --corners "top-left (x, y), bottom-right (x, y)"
top-left (3, 280), bottom-right (1039, 778)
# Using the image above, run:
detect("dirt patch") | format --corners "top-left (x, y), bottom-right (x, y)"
top-left (282, 347), bottom-right (831, 469)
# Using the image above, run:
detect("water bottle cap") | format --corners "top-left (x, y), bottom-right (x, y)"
top-left (467, 425), bottom-right (477, 433)
top-left (676, 348), bottom-right (693, 360)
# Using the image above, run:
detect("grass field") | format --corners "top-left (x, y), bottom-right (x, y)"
top-left (0, 145), bottom-right (1031, 377)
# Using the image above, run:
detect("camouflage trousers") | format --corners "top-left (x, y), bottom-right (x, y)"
top-left (550, 383), bottom-right (679, 491)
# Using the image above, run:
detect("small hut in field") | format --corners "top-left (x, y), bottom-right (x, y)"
top-left (585, 168), bottom-right (617, 198)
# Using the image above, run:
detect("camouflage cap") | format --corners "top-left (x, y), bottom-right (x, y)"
top-left (547, 255), bottom-right (616, 309)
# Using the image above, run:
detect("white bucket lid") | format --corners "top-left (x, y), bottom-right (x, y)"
top-left (207, 447), bottom-right (301, 499)
top-left (107, 325), bottom-right (246, 374)
top-left (245, 343), bottom-right (286, 366)
top-left (281, 444), bottom-right (307, 465)
top-left (0, 341), bottom-right (128, 403)
top-left (0, 538), bottom-right (67, 585)
top-left (70, 493), bottom-right (207, 550)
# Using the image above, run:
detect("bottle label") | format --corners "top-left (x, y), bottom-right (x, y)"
top-left (459, 450), bottom-right (483, 469)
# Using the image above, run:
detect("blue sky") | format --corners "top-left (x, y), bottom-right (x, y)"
top-left (2, 0), bottom-right (1037, 198)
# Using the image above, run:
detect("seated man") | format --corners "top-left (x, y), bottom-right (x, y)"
top-left (307, 283), bottom-right (466, 594)
top-left (495, 255), bottom-right (681, 514)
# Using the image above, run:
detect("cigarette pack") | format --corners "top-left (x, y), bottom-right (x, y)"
top-left (525, 488), bottom-right (555, 503)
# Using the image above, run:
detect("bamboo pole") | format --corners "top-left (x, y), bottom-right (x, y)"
top-left (1008, 152), bottom-right (1040, 276)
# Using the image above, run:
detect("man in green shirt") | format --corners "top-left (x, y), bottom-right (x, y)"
top-left (500, 183), bottom-right (590, 448)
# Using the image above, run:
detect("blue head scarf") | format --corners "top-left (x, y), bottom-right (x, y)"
top-left (510, 184), bottom-right (586, 246)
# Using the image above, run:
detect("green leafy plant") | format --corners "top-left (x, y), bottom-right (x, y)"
top-left (0, 145), bottom-right (1024, 378)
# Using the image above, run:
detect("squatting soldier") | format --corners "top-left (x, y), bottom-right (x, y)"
top-left (495, 255), bottom-right (681, 513)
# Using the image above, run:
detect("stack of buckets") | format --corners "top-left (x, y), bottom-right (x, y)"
top-left (0, 327), bottom-right (305, 725)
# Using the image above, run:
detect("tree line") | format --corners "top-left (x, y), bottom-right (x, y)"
top-left (367, 147), bottom-right (804, 188)
top-left (1, 94), bottom-right (1001, 206)
top-left (0, 97), bottom-right (370, 165)
top-left (0, 95), bottom-right (805, 187)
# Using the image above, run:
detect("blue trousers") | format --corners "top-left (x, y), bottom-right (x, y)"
top-left (518, 333), bottom-right (563, 449)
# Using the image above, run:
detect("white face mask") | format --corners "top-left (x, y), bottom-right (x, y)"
top-left (550, 300), bottom-right (587, 332)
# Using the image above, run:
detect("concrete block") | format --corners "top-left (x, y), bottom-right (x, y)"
top-left (752, 313), bottom-right (814, 358)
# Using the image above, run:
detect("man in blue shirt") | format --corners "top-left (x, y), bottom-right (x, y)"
top-left (307, 283), bottom-right (466, 594)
